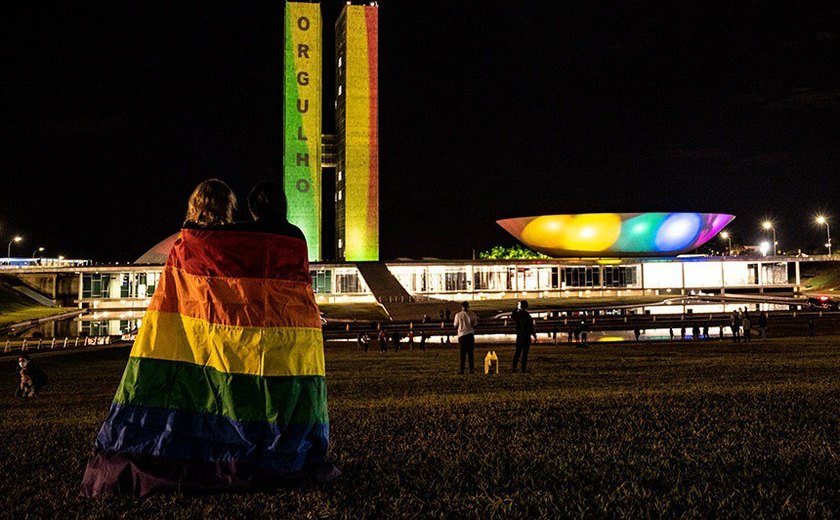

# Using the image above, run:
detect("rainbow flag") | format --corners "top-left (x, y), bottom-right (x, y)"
top-left (81, 229), bottom-right (330, 497)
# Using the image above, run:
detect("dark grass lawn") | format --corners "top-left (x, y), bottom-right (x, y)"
top-left (1, 338), bottom-right (839, 518)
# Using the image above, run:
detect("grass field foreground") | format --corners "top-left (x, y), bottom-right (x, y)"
top-left (1, 338), bottom-right (838, 517)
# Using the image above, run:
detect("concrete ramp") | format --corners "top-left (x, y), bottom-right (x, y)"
top-left (11, 285), bottom-right (57, 307)
top-left (355, 262), bottom-right (414, 304)
top-left (355, 262), bottom-right (451, 321)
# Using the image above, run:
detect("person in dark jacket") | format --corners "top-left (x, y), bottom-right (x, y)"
top-left (15, 354), bottom-right (47, 397)
top-left (512, 300), bottom-right (538, 373)
top-left (579, 319), bottom-right (590, 347)
top-left (758, 312), bottom-right (768, 339)
top-left (227, 181), bottom-right (305, 240)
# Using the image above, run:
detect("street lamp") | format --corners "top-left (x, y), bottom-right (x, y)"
top-left (7, 236), bottom-right (22, 258)
top-left (759, 241), bottom-right (770, 256)
top-left (720, 231), bottom-right (732, 255)
top-left (31, 247), bottom-right (45, 258)
top-left (816, 216), bottom-right (832, 256)
top-left (761, 221), bottom-right (777, 255)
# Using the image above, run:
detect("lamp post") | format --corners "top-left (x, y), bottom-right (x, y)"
top-left (761, 221), bottom-right (777, 255)
top-left (7, 236), bottom-right (22, 258)
top-left (816, 216), bottom-right (832, 256)
top-left (720, 231), bottom-right (732, 255)
top-left (31, 247), bottom-right (45, 258)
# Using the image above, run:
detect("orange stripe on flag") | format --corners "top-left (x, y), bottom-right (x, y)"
top-left (148, 266), bottom-right (322, 329)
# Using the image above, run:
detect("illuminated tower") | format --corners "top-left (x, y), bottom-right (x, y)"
top-left (335, 2), bottom-right (379, 261)
top-left (284, 1), bottom-right (323, 261)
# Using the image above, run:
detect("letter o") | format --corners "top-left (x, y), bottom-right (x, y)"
top-left (296, 179), bottom-right (310, 193)
top-left (297, 17), bottom-right (310, 31)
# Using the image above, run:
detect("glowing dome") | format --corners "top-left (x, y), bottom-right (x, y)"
top-left (497, 213), bottom-right (734, 257)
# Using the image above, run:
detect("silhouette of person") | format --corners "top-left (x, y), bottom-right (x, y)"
top-left (513, 301), bottom-right (538, 372)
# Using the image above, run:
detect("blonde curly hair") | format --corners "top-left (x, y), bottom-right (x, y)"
top-left (185, 179), bottom-right (237, 227)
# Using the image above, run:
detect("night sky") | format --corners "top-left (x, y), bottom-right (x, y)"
top-left (2, 1), bottom-right (839, 262)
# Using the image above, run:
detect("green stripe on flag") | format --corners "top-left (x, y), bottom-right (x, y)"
top-left (114, 357), bottom-right (328, 425)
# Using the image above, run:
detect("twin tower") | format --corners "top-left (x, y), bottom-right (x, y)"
top-left (284, 1), bottom-right (379, 261)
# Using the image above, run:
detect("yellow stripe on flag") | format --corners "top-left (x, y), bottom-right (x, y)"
top-left (131, 310), bottom-right (325, 377)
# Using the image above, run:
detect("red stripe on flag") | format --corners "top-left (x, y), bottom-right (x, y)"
top-left (168, 229), bottom-right (311, 282)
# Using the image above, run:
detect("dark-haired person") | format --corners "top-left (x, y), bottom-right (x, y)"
top-left (230, 180), bottom-right (305, 240)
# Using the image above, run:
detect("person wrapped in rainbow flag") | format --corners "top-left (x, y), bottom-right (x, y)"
top-left (81, 180), bottom-right (337, 497)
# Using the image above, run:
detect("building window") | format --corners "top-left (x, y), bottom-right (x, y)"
top-left (338, 239), bottom-right (343, 249)
top-left (338, 56), bottom-right (342, 68)
top-left (336, 273), bottom-right (361, 293)
top-left (338, 85), bottom-right (343, 96)
top-left (82, 273), bottom-right (114, 299)
top-left (310, 270), bottom-right (332, 294)
top-left (338, 190), bottom-right (343, 201)
top-left (337, 170), bottom-right (342, 181)
top-left (444, 271), bottom-right (468, 291)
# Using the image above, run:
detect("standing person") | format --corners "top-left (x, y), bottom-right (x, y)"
top-left (758, 312), bottom-right (768, 339)
top-left (742, 311), bottom-right (752, 342)
top-left (513, 300), bottom-right (538, 372)
top-left (633, 327), bottom-right (641, 342)
top-left (447, 302), bottom-right (478, 374)
top-left (551, 325), bottom-right (558, 345)
top-left (453, 301), bottom-right (479, 374)
top-left (81, 179), bottom-right (338, 497)
top-left (379, 329), bottom-right (387, 352)
top-left (407, 330), bottom-right (415, 350)
top-left (730, 310), bottom-right (740, 343)
top-left (419, 331), bottom-right (428, 351)
top-left (691, 324), bottom-right (700, 341)
top-left (445, 308), bottom-right (452, 323)
top-left (579, 319), bottom-right (589, 347)
top-left (391, 330), bottom-right (402, 352)
top-left (669, 328), bottom-right (674, 341)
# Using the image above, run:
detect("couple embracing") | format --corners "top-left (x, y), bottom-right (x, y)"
top-left (81, 179), bottom-right (338, 497)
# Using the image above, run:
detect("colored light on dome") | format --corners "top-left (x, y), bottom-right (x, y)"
top-left (614, 213), bottom-right (667, 252)
top-left (694, 213), bottom-right (732, 246)
top-left (560, 214), bottom-right (622, 251)
top-left (497, 212), bottom-right (735, 257)
top-left (520, 215), bottom-right (571, 247)
top-left (654, 213), bottom-right (702, 251)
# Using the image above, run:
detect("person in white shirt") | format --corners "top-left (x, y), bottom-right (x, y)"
top-left (453, 301), bottom-right (479, 374)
